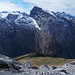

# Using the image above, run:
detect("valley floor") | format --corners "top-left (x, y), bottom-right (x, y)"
top-left (14, 53), bottom-right (75, 67)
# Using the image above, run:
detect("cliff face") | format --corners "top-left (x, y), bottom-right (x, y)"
top-left (0, 11), bottom-right (40, 57)
top-left (30, 6), bottom-right (75, 58)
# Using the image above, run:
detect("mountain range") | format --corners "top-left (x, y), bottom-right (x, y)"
top-left (0, 6), bottom-right (75, 58)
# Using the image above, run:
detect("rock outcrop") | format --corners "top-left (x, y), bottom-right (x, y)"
top-left (0, 54), bottom-right (22, 70)
top-left (30, 6), bottom-right (75, 58)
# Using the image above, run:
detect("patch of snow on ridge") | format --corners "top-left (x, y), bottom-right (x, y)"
top-left (0, 13), bottom-right (8, 18)
top-left (10, 12), bottom-right (23, 21)
top-left (0, 11), bottom-right (21, 19)
top-left (32, 19), bottom-right (41, 30)
top-left (25, 17), bottom-right (41, 30)
top-left (15, 14), bottom-right (23, 24)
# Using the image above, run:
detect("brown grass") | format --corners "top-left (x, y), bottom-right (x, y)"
top-left (14, 53), bottom-right (75, 67)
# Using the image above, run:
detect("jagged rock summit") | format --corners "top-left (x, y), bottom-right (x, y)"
top-left (30, 6), bottom-right (75, 58)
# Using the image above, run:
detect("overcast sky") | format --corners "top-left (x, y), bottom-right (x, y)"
top-left (0, 0), bottom-right (75, 15)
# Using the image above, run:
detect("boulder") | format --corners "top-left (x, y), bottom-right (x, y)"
top-left (52, 65), bottom-right (57, 70)
top-left (39, 64), bottom-right (50, 70)
top-left (23, 61), bottom-right (38, 69)
top-left (70, 61), bottom-right (75, 65)
top-left (23, 61), bottom-right (33, 67)
top-left (0, 54), bottom-right (22, 70)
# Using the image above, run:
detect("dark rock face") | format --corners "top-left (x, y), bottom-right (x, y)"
top-left (0, 12), bottom-right (39, 57)
top-left (30, 6), bottom-right (75, 58)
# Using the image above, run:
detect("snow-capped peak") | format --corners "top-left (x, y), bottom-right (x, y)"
top-left (0, 11), bottom-right (41, 30)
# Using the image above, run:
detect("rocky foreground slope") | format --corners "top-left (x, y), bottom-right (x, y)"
top-left (0, 54), bottom-right (75, 75)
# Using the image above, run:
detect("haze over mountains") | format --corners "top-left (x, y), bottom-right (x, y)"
top-left (0, 6), bottom-right (75, 58)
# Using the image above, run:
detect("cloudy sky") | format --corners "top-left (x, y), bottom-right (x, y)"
top-left (0, 0), bottom-right (75, 15)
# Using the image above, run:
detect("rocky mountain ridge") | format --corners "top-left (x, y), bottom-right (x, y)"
top-left (0, 11), bottom-right (40, 57)
top-left (30, 6), bottom-right (75, 58)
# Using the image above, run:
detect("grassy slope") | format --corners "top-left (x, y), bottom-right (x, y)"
top-left (14, 53), bottom-right (75, 67)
